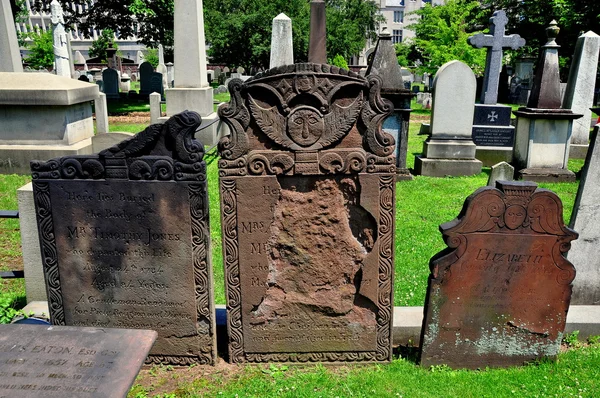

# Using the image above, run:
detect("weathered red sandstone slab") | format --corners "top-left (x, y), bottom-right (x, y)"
top-left (0, 324), bottom-right (156, 398)
top-left (31, 112), bottom-right (216, 365)
top-left (419, 181), bottom-right (578, 369)
top-left (218, 64), bottom-right (396, 363)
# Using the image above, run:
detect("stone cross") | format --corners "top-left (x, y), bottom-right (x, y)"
top-left (51, 0), bottom-right (71, 77)
top-left (0, 0), bottom-right (23, 72)
top-left (308, 0), bottom-right (326, 64)
top-left (469, 10), bottom-right (525, 104)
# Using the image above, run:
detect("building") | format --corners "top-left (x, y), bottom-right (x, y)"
top-left (354, 0), bottom-right (446, 65)
top-left (15, 0), bottom-right (145, 63)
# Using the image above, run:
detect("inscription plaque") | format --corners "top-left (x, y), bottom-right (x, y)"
top-left (0, 324), bottom-right (156, 398)
top-left (218, 64), bottom-right (396, 363)
top-left (31, 112), bottom-right (216, 365)
top-left (420, 181), bottom-right (578, 369)
top-left (472, 126), bottom-right (515, 147)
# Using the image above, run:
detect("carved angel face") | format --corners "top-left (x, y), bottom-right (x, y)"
top-left (287, 107), bottom-right (324, 147)
top-left (505, 205), bottom-right (526, 229)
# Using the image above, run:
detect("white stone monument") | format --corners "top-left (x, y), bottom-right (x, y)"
top-left (563, 31), bottom-right (600, 159)
top-left (162, 0), bottom-right (219, 145)
top-left (50, 0), bottom-right (70, 77)
top-left (0, 0), bottom-right (23, 72)
top-left (569, 118), bottom-right (600, 305)
top-left (414, 60), bottom-right (482, 177)
top-left (0, 73), bottom-right (98, 174)
top-left (270, 13), bottom-right (294, 68)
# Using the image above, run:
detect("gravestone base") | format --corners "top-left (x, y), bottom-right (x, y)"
top-left (419, 123), bottom-right (430, 135)
top-left (163, 87), bottom-right (219, 145)
top-left (414, 156), bottom-right (483, 177)
top-left (475, 146), bottom-right (513, 166)
top-left (423, 139), bottom-right (477, 159)
top-left (0, 139), bottom-right (93, 174)
top-left (517, 167), bottom-right (576, 182)
top-left (569, 143), bottom-right (588, 159)
top-left (396, 168), bottom-right (414, 181)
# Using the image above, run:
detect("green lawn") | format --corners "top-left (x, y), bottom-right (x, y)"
top-left (0, 113), bottom-right (595, 397)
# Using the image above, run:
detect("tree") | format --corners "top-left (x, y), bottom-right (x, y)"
top-left (407, 0), bottom-right (487, 75)
top-left (30, 0), bottom-right (174, 47)
top-left (88, 29), bottom-right (118, 62)
top-left (23, 30), bottom-right (54, 70)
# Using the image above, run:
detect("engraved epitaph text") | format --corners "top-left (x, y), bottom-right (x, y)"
top-left (420, 181), bottom-right (578, 369)
top-left (31, 112), bottom-right (216, 365)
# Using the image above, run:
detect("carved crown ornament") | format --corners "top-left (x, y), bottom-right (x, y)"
top-left (217, 64), bottom-right (396, 177)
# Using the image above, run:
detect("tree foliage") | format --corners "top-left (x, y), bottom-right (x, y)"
top-left (23, 30), bottom-right (54, 70)
top-left (30, 0), bottom-right (174, 47)
top-left (88, 29), bottom-right (118, 62)
top-left (407, 0), bottom-right (487, 74)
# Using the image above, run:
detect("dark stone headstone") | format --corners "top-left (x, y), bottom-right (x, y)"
top-left (101, 68), bottom-right (120, 100)
top-left (138, 61), bottom-right (154, 95)
top-left (218, 64), bottom-right (396, 363)
top-left (308, 0), bottom-right (327, 64)
top-left (420, 181), bottom-right (578, 369)
top-left (31, 112), bottom-right (216, 365)
top-left (473, 104), bottom-right (512, 125)
top-left (468, 10), bottom-right (526, 104)
top-left (78, 75), bottom-right (89, 82)
top-left (412, 85), bottom-right (420, 93)
top-left (0, 324), bottom-right (156, 398)
top-left (149, 71), bottom-right (164, 98)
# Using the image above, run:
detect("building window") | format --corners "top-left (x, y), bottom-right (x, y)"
top-left (394, 11), bottom-right (404, 23)
top-left (392, 29), bottom-right (403, 44)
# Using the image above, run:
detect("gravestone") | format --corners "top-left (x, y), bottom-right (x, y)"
top-left (367, 27), bottom-right (413, 180)
top-left (513, 21), bottom-right (582, 182)
top-left (102, 68), bottom-right (120, 99)
top-left (308, 0), bottom-right (326, 63)
top-left (149, 71), bottom-right (164, 98)
top-left (0, 0), bottom-right (23, 72)
top-left (31, 111), bottom-right (217, 365)
top-left (563, 31), bottom-right (600, 159)
top-left (270, 13), bottom-right (294, 68)
top-left (420, 181), bottom-right (578, 369)
top-left (50, 0), bottom-right (70, 78)
top-left (487, 161), bottom-right (514, 186)
top-left (569, 117), bottom-right (600, 304)
top-left (218, 64), bottom-right (396, 363)
top-left (138, 61), bottom-right (154, 95)
top-left (0, 324), bottom-right (156, 398)
top-left (468, 10), bottom-right (525, 166)
top-left (414, 61), bottom-right (482, 177)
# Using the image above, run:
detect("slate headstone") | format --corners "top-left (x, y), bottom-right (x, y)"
top-left (149, 71), bottom-right (165, 98)
top-left (101, 68), bottom-right (120, 99)
top-left (218, 64), bottom-right (396, 363)
top-left (0, 324), bottom-right (156, 398)
top-left (420, 181), bottom-right (578, 369)
top-left (138, 61), bottom-right (154, 95)
top-left (31, 111), bottom-right (217, 365)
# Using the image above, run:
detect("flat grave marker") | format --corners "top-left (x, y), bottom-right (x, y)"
top-left (0, 324), bottom-right (156, 398)
top-left (420, 181), bottom-right (578, 369)
top-left (31, 111), bottom-right (216, 365)
top-left (218, 64), bottom-right (396, 363)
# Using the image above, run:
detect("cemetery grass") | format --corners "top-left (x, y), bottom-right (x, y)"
top-left (129, 343), bottom-right (600, 397)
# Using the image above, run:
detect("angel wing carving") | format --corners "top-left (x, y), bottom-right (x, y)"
top-left (321, 92), bottom-right (363, 149)
top-left (248, 95), bottom-right (290, 147)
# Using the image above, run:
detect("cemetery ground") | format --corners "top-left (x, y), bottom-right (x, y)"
top-left (0, 101), bottom-right (598, 396)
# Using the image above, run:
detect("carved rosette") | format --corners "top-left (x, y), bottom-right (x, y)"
top-left (217, 63), bottom-right (395, 176)
top-left (30, 111), bottom-right (215, 366)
